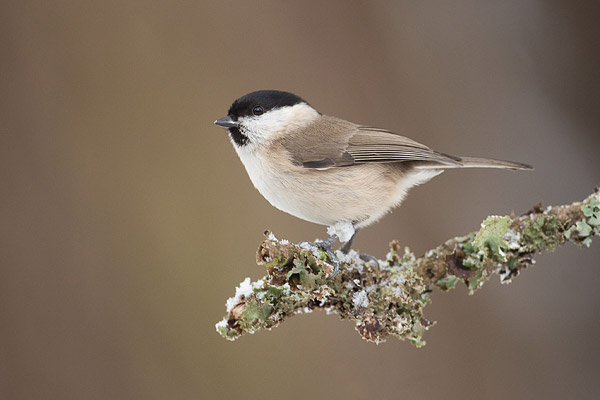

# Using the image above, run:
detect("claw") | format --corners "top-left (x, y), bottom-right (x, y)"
top-left (324, 248), bottom-right (340, 279)
top-left (359, 253), bottom-right (379, 266)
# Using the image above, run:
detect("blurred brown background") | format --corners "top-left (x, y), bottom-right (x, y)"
top-left (1, 1), bottom-right (599, 399)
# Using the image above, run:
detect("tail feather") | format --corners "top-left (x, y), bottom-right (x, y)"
top-left (457, 156), bottom-right (533, 170)
top-left (415, 156), bottom-right (533, 171)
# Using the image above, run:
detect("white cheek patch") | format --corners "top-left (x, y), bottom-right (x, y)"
top-left (240, 103), bottom-right (319, 147)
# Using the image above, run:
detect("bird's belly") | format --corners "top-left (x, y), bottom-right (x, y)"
top-left (237, 150), bottom-right (408, 226)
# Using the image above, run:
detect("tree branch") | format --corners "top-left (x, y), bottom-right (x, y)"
top-left (216, 188), bottom-right (600, 345)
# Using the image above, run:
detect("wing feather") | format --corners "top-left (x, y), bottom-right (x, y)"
top-left (348, 127), bottom-right (461, 166)
top-left (281, 116), bottom-right (462, 169)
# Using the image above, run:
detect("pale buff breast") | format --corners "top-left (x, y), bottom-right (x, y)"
top-left (235, 143), bottom-right (441, 227)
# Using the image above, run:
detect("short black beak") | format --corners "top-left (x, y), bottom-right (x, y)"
top-left (214, 116), bottom-right (239, 128)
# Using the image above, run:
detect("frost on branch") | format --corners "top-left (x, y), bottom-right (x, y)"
top-left (216, 188), bottom-right (600, 345)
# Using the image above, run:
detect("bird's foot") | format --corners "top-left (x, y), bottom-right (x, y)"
top-left (341, 245), bottom-right (379, 267)
top-left (339, 231), bottom-right (378, 267)
top-left (359, 253), bottom-right (379, 266)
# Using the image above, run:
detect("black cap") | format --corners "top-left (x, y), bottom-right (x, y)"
top-left (227, 90), bottom-right (308, 119)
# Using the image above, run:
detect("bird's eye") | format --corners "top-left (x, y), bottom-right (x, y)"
top-left (252, 106), bottom-right (264, 116)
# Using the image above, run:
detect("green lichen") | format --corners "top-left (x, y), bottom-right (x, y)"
top-left (437, 275), bottom-right (459, 290)
top-left (218, 190), bottom-right (600, 345)
top-left (286, 260), bottom-right (306, 280)
top-left (565, 199), bottom-right (599, 244)
top-left (462, 251), bottom-right (482, 269)
top-left (215, 321), bottom-right (228, 337)
top-left (286, 253), bottom-right (328, 289)
top-left (566, 221), bottom-right (592, 239)
top-left (468, 268), bottom-right (487, 292)
top-left (565, 199), bottom-right (600, 247)
top-left (473, 216), bottom-right (511, 260)
top-left (565, 197), bottom-right (599, 247)
top-left (264, 286), bottom-right (284, 302)
top-left (409, 320), bottom-right (427, 348)
top-left (462, 233), bottom-right (477, 255)
top-left (240, 301), bottom-right (274, 329)
top-left (521, 215), bottom-right (564, 252)
top-left (582, 199), bottom-right (600, 225)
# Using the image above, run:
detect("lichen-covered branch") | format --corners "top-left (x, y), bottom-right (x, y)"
top-left (216, 188), bottom-right (600, 345)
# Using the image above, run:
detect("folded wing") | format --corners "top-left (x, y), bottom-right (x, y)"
top-left (283, 116), bottom-right (462, 169)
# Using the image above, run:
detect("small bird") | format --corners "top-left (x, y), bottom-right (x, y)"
top-left (215, 90), bottom-right (532, 271)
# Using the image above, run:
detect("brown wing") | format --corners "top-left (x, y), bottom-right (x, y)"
top-left (282, 116), bottom-right (462, 169)
top-left (347, 126), bottom-right (462, 166)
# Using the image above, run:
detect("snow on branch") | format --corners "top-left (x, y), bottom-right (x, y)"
top-left (216, 188), bottom-right (600, 345)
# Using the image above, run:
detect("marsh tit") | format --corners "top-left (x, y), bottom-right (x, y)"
top-left (215, 90), bottom-right (531, 264)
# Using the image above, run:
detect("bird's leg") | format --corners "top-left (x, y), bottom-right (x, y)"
top-left (339, 228), bottom-right (379, 266)
top-left (340, 229), bottom-right (359, 254)
top-left (301, 235), bottom-right (340, 278)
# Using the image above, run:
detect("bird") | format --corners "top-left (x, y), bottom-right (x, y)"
top-left (214, 90), bottom-right (532, 274)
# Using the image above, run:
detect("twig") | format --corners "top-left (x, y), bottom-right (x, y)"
top-left (216, 188), bottom-right (600, 345)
